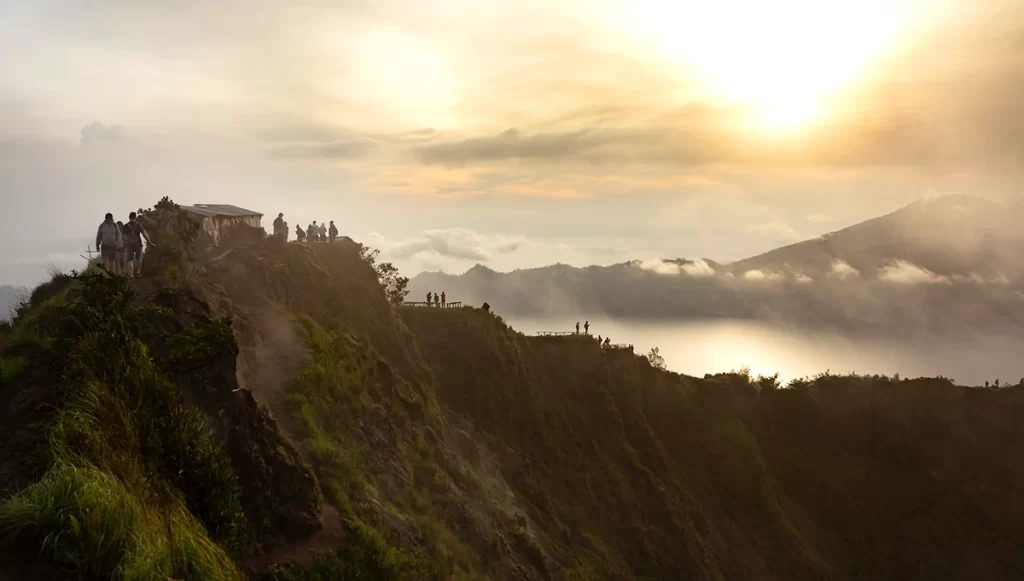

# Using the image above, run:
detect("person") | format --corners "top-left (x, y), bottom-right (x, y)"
top-left (310, 221), bottom-right (319, 243)
top-left (319, 221), bottom-right (327, 242)
top-left (273, 213), bottom-right (285, 238)
top-left (436, 295), bottom-right (441, 308)
top-left (115, 220), bottom-right (126, 275)
top-left (426, 291), bottom-right (432, 305)
top-left (95, 213), bottom-right (120, 273)
top-left (584, 321), bottom-right (590, 335)
top-left (283, 221), bottom-right (289, 242)
top-left (122, 212), bottom-right (153, 279)
top-left (482, 302), bottom-right (490, 313)
top-left (597, 335), bottom-right (602, 343)
top-left (441, 291), bottom-right (446, 308)
top-left (575, 322), bottom-right (580, 334)
top-left (328, 221), bottom-right (338, 243)
top-left (604, 337), bottom-right (611, 347)
top-left (295, 224), bottom-right (306, 243)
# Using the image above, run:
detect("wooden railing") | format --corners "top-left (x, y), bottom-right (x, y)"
top-left (402, 301), bottom-right (464, 308)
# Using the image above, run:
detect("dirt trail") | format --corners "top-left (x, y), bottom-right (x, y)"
top-left (237, 307), bottom-right (346, 571)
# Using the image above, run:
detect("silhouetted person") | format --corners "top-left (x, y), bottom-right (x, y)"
top-left (482, 302), bottom-right (490, 313)
top-left (283, 221), bottom-right (289, 242)
top-left (435, 295), bottom-right (441, 308)
top-left (985, 381), bottom-right (990, 388)
top-left (584, 321), bottom-right (590, 335)
top-left (441, 291), bottom-right (446, 308)
top-left (426, 291), bottom-right (432, 305)
top-left (329, 220), bottom-right (338, 243)
top-left (575, 322), bottom-right (580, 334)
top-left (604, 337), bottom-right (611, 347)
top-left (96, 213), bottom-right (119, 273)
top-left (296, 225), bottom-right (306, 243)
top-left (597, 335), bottom-right (602, 343)
top-left (273, 213), bottom-right (284, 238)
top-left (319, 221), bottom-right (327, 242)
top-left (122, 212), bottom-right (152, 279)
top-left (115, 220), bottom-right (126, 275)
top-left (310, 221), bottom-right (319, 243)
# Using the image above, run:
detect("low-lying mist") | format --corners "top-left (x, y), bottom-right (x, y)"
top-left (508, 315), bottom-right (1024, 387)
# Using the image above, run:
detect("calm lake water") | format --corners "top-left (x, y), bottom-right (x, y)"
top-left (506, 316), bottom-right (1024, 387)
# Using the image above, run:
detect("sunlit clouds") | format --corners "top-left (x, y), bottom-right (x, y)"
top-left (0, 0), bottom-right (1021, 284)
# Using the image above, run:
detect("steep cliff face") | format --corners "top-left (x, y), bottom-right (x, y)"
top-left (4, 231), bottom-right (1024, 581)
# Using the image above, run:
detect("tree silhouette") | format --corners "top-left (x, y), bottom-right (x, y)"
top-left (647, 346), bottom-right (666, 370)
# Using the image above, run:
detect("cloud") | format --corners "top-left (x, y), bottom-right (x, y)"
top-left (743, 269), bottom-right (782, 281)
top-left (80, 122), bottom-right (126, 146)
top-left (828, 260), bottom-right (860, 280)
top-left (383, 228), bottom-right (527, 262)
top-left (270, 138), bottom-right (378, 159)
top-left (636, 258), bottom-right (717, 277)
top-left (794, 273), bottom-right (813, 284)
top-left (877, 260), bottom-right (951, 285)
top-left (682, 259), bottom-right (716, 277)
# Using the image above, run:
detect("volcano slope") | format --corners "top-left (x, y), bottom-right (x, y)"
top-left (3, 219), bottom-right (1024, 580)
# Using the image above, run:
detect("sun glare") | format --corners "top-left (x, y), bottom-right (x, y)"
top-left (624, 0), bottom-right (930, 132)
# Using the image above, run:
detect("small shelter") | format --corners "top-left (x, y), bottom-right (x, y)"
top-left (181, 204), bottom-right (263, 246)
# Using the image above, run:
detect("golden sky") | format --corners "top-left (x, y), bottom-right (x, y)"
top-left (0, 0), bottom-right (1021, 282)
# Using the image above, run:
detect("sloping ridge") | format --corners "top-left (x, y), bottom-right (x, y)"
top-left (6, 228), bottom-right (1024, 580)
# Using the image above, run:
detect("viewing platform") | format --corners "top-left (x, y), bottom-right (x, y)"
top-left (402, 301), bottom-right (464, 308)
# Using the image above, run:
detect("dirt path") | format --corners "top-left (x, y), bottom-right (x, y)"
top-left (237, 307), bottom-right (347, 572)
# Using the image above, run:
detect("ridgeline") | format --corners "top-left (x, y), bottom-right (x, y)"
top-left (2, 199), bottom-right (1024, 580)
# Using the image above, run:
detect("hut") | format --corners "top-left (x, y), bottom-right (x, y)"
top-left (181, 204), bottom-right (263, 246)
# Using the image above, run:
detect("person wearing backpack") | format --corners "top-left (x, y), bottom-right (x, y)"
top-left (95, 212), bottom-right (120, 273)
top-left (123, 211), bottom-right (153, 279)
top-left (328, 221), bottom-right (338, 243)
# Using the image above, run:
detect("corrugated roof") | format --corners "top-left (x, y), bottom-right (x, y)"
top-left (182, 204), bottom-right (263, 218)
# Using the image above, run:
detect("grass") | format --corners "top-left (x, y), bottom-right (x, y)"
top-left (0, 272), bottom-right (246, 579)
top-left (0, 463), bottom-right (239, 581)
top-left (263, 520), bottom-right (440, 581)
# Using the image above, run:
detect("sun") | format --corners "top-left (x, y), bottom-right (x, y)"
top-left (623, 0), bottom-right (930, 132)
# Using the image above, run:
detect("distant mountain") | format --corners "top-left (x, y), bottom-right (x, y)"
top-left (725, 195), bottom-right (1024, 279)
top-left (409, 196), bottom-right (1024, 334)
top-left (0, 285), bottom-right (27, 320)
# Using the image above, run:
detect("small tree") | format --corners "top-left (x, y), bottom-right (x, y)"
top-left (357, 244), bottom-right (410, 306)
top-left (647, 346), bottom-right (666, 370)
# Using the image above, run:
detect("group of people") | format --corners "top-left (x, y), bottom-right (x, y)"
top-left (573, 321), bottom-right (631, 350)
top-left (95, 211), bottom-right (153, 278)
top-left (273, 213), bottom-right (338, 244)
top-left (425, 291), bottom-right (448, 308)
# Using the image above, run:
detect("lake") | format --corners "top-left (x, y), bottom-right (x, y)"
top-left (506, 316), bottom-right (1024, 387)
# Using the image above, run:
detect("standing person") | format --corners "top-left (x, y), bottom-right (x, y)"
top-left (584, 321), bottom-right (590, 335)
top-left (123, 211), bottom-right (153, 279)
top-left (319, 221), bottom-right (327, 242)
top-left (310, 222), bottom-right (319, 243)
top-left (115, 221), bottom-right (126, 275)
top-left (95, 213), bottom-right (120, 273)
top-left (295, 224), bottom-right (306, 243)
top-left (441, 291), bottom-right (446, 308)
top-left (273, 213), bottom-right (285, 238)
top-left (283, 221), bottom-right (289, 242)
top-left (328, 221), bottom-right (338, 243)
top-left (426, 291), bottom-right (432, 306)
top-left (575, 322), bottom-right (580, 334)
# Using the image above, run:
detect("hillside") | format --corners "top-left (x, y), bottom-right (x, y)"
top-left (3, 199), bottom-right (1024, 579)
top-left (408, 196), bottom-right (1024, 333)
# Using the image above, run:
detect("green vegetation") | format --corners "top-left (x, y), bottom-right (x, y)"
top-left (0, 273), bottom-right (244, 579)
top-left (263, 521), bottom-right (440, 581)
